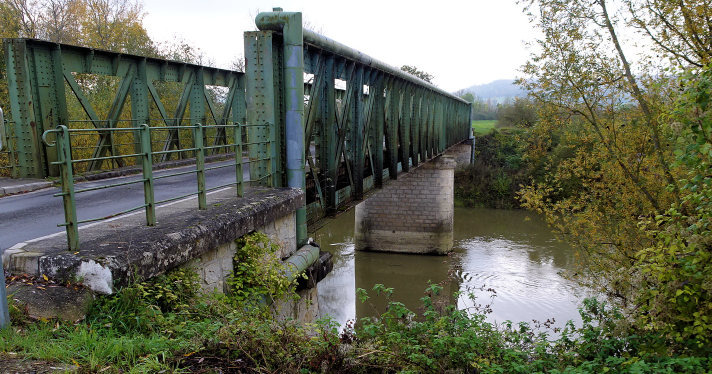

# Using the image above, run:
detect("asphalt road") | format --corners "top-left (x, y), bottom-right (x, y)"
top-left (0, 159), bottom-right (251, 253)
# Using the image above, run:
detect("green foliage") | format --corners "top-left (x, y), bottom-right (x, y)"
top-left (497, 97), bottom-right (538, 128)
top-left (399, 65), bottom-right (434, 83)
top-left (227, 232), bottom-right (297, 306)
top-left (633, 65), bottom-right (712, 355)
top-left (455, 129), bottom-right (534, 208)
top-left (87, 267), bottom-right (199, 334)
top-left (349, 286), bottom-right (712, 373)
top-left (4, 279), bottom-right (712, 373)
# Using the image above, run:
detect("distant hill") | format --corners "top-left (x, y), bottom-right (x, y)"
top-left (459, 79), bottom-right (526, 102)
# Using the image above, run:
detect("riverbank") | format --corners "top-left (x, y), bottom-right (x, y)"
top-left (3, 268), bottom-right (710, 373)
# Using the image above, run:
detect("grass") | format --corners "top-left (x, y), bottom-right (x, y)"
top-left (472, 120), bottom-right (497, 135)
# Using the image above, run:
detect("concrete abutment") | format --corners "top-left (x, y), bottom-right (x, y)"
top-left (3, 188), bottom-right (332, 323)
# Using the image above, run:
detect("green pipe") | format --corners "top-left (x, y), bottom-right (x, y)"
top-left (255, 8), bottom-right (308, 246)
top-left (282, 244), bottom-right (320, 282)
top-left (257, 244), bottom-right (320, 307)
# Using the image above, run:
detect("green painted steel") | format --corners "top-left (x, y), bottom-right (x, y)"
top-left (3, 38), bottom-right (243, 178)
top-left (0, 107), bottom-right (5, 152)
top-left (43, 123), bottom-right (244, 250)
top-left (139, 124), bottom-right (156, 226)
top-left (54, 125), bottom-right (79, 249)
top-left (8, 10), bottom-right (472, 251)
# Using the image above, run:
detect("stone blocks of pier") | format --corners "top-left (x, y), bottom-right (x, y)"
top-left (355, 155), bottom-right (456, 255)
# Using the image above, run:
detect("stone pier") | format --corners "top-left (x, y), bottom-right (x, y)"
top-left (354, 155), bottom-right (456, 255)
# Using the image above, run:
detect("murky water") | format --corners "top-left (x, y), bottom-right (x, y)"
top-left (313, 207), bottom-right (589, 329)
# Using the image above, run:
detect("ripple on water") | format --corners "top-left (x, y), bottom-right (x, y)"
top-left (315, 207), bottom-right (590, 330)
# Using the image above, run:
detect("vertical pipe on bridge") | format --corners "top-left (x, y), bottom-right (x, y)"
top-left (255, 8), bottom-right (307, 246)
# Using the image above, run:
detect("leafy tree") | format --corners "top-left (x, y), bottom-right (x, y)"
top-left (400, 64), bottom-right (434, 83)
top-left (496, 97), bottom-right (537, 128)
top-left (517, 0), bottom-right (712, 354)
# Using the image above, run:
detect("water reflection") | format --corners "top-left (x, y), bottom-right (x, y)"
top-left (313, 207), bottom-right (587, 329)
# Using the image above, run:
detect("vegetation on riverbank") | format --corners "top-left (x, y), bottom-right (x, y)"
top-left (4, 269), bottom-right (712, 373)
top-left (455, 129), bottom-right (533, 209)
top-left (455, 0), bottom-right (712, 360)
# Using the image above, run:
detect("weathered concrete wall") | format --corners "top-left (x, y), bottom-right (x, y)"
top-left (355, 155), bottom-right (456, 255)
top-left (186, 212), bottom-right (296, 294)
top-left (3, 188), bottom-right (304, 294)
top-left (449, 142), bottom-right (473, 168)
top-left (4, 187), bottom-right (332, 323)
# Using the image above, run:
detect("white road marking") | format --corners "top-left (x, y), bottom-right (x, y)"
top-left (9, 186), bottom-right (234, 248)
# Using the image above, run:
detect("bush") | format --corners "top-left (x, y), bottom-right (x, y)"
top-left (455, 129), bottom-right (533, 208)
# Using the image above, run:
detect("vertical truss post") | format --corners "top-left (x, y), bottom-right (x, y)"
top-left (244, 31), bottom-right (277, 186)
top-left (234, 76), bottom-right (246, 197)
top-left (411, 89), bottom-right (421, 168)
top-left (350, 65), bottom-right (365, 200)
top-left (29, 44), bottom-right (62, 177)
top-left (56, 126), bottom-right (78, 250)
top-left (319, 54), bottom-right (338, 214)
top-left (425, 92), bottom-right (433, 159)
top-left (49, 45), bottom-right (68, 177)
top-left (132, 59), bottom-right (150, 158)
top-left (194, 123), bottom-right (207, 209)
top-left (5, 39), bottom-right (44, 178)
top-left (139, 124), bottom-right (156, 225)
top-left (371, 73), bottom-right (385, 188)
top-left (385, 78), bottom-right (399, 179)
top-left (400, 84), bottom-right (412, 172)
top-left (437, 97), bottom-right (445, 153)
top-left (191, 68), bottom-right (206, 159)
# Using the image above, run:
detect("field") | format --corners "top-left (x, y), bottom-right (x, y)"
top-left (471, 120), bottom-right (497, 135)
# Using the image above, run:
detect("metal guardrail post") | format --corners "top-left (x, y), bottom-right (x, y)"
top-left (139, 124), bottom-right (156, 225)
top-left (194, 123), bottom-right (207, 209)
top-left (0, 107), bottom-right (6, 152)
top-left (56, 125), bottom-right (79, 250)
top-left (0, 253), bottom-right (10, 329)
top-left (234, 124), bottom-right (244, 197)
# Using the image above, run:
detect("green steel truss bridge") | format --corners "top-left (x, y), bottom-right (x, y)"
top-left (0, 9), bottom-right (472, 249)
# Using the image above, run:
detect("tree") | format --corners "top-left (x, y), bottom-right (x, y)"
top-left (496, 98), bottom-right (537, 128)
top-left (400, 65), bottom-right (433, 83)
top-left (517, 0), bottom-right (683, 303)
top-left (518, 0), bottom-right (712, 353)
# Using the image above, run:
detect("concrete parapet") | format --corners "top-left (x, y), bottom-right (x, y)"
top-left (355, 155), bottom-right (456, 255)
top-left (3, 187), bottom-right (304, 294)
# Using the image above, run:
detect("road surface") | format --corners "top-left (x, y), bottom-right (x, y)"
top-left (0, 159), bottom-right (251, 253)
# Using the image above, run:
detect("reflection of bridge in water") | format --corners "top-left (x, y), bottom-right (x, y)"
top-left (0, 8), bottom-right (472, 324)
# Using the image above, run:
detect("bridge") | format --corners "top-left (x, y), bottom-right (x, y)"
top-left (0, 9), bottom-right (472, 323)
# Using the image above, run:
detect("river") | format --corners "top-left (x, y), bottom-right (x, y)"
top-left (312, 207), bottom-right (589, 330)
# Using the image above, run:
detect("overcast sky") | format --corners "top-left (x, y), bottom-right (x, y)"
top-left (142, 0), bottom-right (536, 92)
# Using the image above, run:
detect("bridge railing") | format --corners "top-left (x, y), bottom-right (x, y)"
top-left (41, 121), bottom-right (269, 251)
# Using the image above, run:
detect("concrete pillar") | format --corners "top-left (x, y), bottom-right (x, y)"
top-left (354, 155), bottom-right (456, 255)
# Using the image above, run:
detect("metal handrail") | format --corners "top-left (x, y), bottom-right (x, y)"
top-left (42, 122), bottom-right (253, 251)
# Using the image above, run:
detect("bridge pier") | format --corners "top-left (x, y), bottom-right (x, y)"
top-left (354, 155), bottom-right (456, 255)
